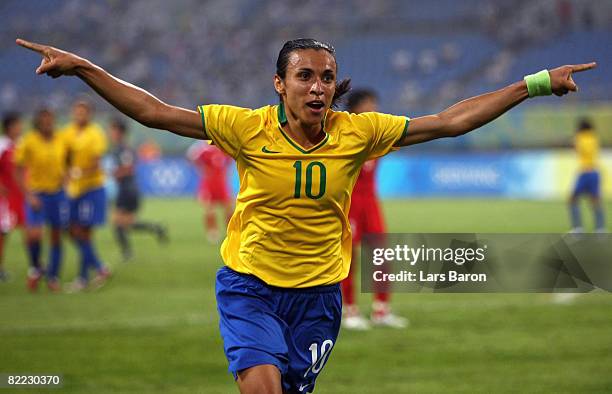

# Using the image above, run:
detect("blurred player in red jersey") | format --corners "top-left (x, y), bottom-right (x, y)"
top-left (0, 112), bottom-right (26, 282)
top-left (186, 141), bottom-right (233, 242)
top-left (341, 90), bottom-right (408, 330)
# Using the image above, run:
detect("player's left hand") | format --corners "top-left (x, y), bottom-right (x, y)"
top-left (549, 62), bottom-right (597, 96)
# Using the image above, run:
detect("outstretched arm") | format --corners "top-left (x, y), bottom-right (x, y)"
top-left (396, 63), bottom-right (596, 147)
top-left (16, 39), bottom-right (205, 140)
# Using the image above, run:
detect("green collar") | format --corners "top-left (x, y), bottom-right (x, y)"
top-left (277, 102), bottom-right (288, 125)
top-left (276, 102), bottom-right (329, 154)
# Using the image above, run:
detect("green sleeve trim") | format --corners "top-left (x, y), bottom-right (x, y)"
top-left (401, 117), bottom-right (410, 141)
top-left (394, 116), bottom-right (410, 146)
top-left (197, 105), bottom-right (209, 139)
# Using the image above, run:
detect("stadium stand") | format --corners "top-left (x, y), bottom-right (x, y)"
top-left (1, 0), bottom-right (610, 152)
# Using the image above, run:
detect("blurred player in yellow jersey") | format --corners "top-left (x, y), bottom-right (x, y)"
top-left (569, 118), bottom-right (605, 233)
top-left (60, 100), bottom-right (110, 291)
top-left (14, 109), bottom-right (67, 292)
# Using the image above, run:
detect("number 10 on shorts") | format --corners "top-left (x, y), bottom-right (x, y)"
top-left (305, 339), bottom-right (334, 376)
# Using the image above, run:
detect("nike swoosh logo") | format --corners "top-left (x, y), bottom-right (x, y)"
top-left (261, 146), bottom-right (281, 154)
top-left (298, 383), bottom-right (312, 392)
top-left (303, 345), bottom-right (333, 377)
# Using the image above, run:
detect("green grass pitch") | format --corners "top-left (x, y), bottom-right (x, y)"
top-left (1, 198), bottom-right (611, 393)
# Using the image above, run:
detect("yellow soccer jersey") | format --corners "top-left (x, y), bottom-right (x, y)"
top-left (197, 103), bottom-right (408, 288)
top-left (14, 131), bottom-right (67, 193)
top-left (575, 130), bottom-right (599, 171)
top-left (60, 123), bottom-right (107, 198)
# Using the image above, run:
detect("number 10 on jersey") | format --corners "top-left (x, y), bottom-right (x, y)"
top-left (293, 160), bottom-right (326, 199)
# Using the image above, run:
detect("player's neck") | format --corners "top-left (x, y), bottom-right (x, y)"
top-left (37, 131), bottom-right (53, 140)
top-left (283, 114), bottom-right (325, 150)
top-left (283, 123), bottom-right (324, 149)
top-left (75, 122), bottom-right (89, 132)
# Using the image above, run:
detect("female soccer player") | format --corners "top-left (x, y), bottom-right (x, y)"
top-left (14, 108), bottom-right (67, 292)
top-left (0, 112), bottom-right (25, 283)
top-left (186, 140), bottom-right (233, 243)
top-left (16, 37), bottom-right (595, 393)
top-left (109, 119), bottom-right (168, 262)
top-left (61, 100), bottom-right (111, 291)
top-left (568, 118), bottom-right (605, 233)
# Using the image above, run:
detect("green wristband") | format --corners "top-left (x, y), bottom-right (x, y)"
top-left (524, 69), bottom-right (552, 98)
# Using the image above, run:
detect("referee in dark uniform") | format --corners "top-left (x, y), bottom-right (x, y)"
top-left (109, 119), bottom-right (168, 262)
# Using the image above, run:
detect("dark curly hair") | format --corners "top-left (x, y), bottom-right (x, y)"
top-left (576, 117), bottom-right (593, 133)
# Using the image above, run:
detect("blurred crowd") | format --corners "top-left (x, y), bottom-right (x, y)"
top-left (1, 0), bottom-right (610, 114)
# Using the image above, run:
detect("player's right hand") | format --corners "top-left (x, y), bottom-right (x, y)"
top-left (16, 38), bottom-right (82, 78)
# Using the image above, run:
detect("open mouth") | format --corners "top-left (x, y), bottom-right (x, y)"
top-left (306, 100), bottom-right (325, 110)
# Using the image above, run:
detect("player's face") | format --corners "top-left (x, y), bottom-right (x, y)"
top-left (36, 112), bottom-right (55, 136)
top-left (109, 126), bottom-right (122, 145)
top-left (352, 97), bottom-right (378, 114)
top-left (275, 49), bottom-right (337, 127)
top-left (72, 104), bottom-right (91, 127)
top-left (6, 120), bottom-right (22, 140)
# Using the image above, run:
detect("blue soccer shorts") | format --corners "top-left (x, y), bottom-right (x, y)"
top-left (572, 170), bottom-right (600, 198)
top-left (69, 187), bottom-right (107, 227)
top-left (26, 190), bottom-right (68, 228)
top-left (215, 266), bottom-right (342, 393)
